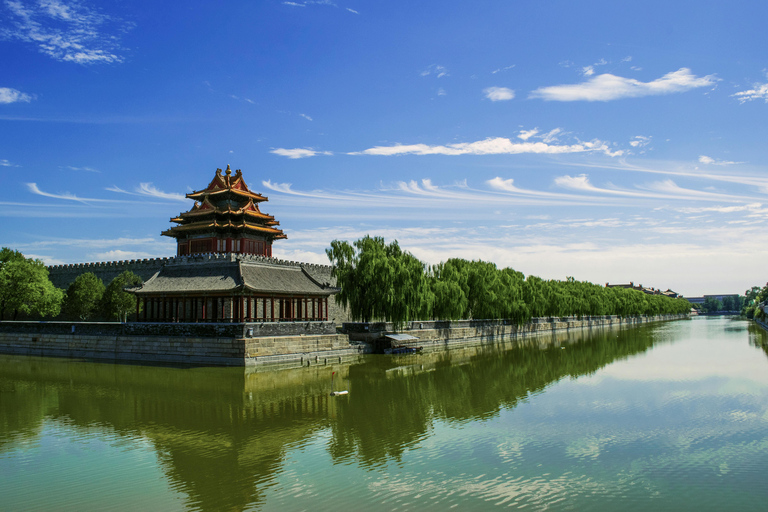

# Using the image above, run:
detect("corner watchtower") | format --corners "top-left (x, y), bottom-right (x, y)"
top-left (162, 165), bottom-right (287, 256)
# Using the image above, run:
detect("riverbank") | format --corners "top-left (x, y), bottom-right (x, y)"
top-left (0, 314), bottom-right (687, 368)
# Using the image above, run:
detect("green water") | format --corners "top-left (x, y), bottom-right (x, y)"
top-left (2, 317), bottom-right (768, 511)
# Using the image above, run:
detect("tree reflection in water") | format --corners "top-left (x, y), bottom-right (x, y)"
top-left (0, 322), bottom-right (668, 511)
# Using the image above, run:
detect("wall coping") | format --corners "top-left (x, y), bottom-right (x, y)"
top-left (47, 252), bottom-right (335, 273)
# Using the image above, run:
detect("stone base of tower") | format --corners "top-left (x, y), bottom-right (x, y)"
top-left (0, 321), bottom-right (368, 367)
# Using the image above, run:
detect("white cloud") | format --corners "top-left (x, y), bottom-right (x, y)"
top-left (136, 183), bottom-right (186, 201)
top-left (105, 183), bottom-right (186, 201)
top-left (3, 0), bottom-right (132, 64)
top-left (732, 83), bottom-right (768, 103)
top-left (421, 64), bottom-right (448, 78)
top-left (351, 136), bottom-right (623, 157)
top-left (346, 7), bottom-right (358, 14)
top-left (582, 66), bottom-right (594, 77)
top-left (491, 64), bottom-right (515, 74)
top-left (270, 147), bottom-right (333, 159)
top-left (530, 68), bottom-right (718, 102)
top-left (437, 88), bottom-right (446, 96)
top-left (483, 86), bottom-right (515, 101)
top-left (0, 159), bottom-right (19, 167)
top-left (93, 249), bottom-right (156, 261)
top-left (299, 113), bottom-right (313, 121)
top-left (629, 135), bottom-right (651, 148)
top-left (517, 128), bottom-right (539, 141)
top-left (26, 182), bottom-right (91, 203)
top-left (0, 87), bottom-right (34, 103)
top-left (698, 155), bottom-right (739, 166)
top-left (61, 165), bottom-right (99, 173)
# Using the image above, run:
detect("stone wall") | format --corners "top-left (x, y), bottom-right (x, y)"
top-left (344, 314), bottom-right (688, 350)
top-left (0, 321), bottom-right (360, 367)
top-left (47, 257), bottom-right (172, 289)
top-left (0, 314), bottom-right (686, 368)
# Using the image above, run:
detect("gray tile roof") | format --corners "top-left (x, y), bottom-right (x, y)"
top-left (241, 262), bottom-right (334, 295)
top-left (133, 259), bottom-right (336, 296)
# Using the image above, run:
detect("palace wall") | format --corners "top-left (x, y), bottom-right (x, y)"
top-left (47, 258), bottom-right (172, 289)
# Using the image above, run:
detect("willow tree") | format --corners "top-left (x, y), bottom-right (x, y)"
top-left (327, 236), bottom-right (432, 328)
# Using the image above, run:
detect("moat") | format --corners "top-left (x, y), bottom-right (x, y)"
top-left (1, 316), bottom-right (767, 511)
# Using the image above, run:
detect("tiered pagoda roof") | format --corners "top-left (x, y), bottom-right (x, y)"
top-left (163, 165), bottom-right (286, 256)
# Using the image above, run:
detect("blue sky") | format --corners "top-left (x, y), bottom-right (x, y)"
top-left (1, 0), bottom-right (767, 297)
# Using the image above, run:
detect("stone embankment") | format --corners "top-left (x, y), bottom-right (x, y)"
top-left (0, 314), bottom-right (686, 368)
top-left (344, 314), bottom-right (689, 352)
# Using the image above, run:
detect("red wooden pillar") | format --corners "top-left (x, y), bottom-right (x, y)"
top-left (201, 297), bottom-right (207, 322)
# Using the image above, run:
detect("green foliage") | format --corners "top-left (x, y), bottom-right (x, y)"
top-left (703, 296), bottom-right (723, 313)
top-left (327, 236), bottom-right (692, 326)
top-left (327, 236), bottom-right (432, 329)
top-left (742, 284), bottom-right (767, 319)
top-left (0, 248), bottom-right (64, 320)
top-left (63, 272), bottom-right (106, 320)
top-left (101, 271), bottom-right (143, 322)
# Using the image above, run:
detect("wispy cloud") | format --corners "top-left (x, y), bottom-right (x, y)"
top-left (530, 68), bottom-right (718, 102)
top-left (270, 147), bottom-right (333, 159)
top-left (0, 158), bottom-right (19, 167)
top-left (106, 183), bottom-right (186, 201)
top-left (283, 0), bottom-right (337, 7)
top-left (629, 135), bottom-right (651, 148)
top-left (491, 64), bottom-right (515, 74)
top-left (61, 165), bottom-right (99, 173)
top-left (570, 158), bottom-right (768, 194)
top-left (421, 64), bottom-right (449, 78)
top-left (0, 86), bottom-right (34, 103)
top-left (483, 86), bottom-right (515, 101)
top-left (262, 180), bottom-right (343, 199)
top-left (299, 113), bottom-right (313, 121)
top-left (350, 136), bottom-right (623, 157)
top-left (732, 82), bottom-right (768, 103)
top-left (554, 174), bottom-right (755, 203)
top-left (2, 0), bottom-right (132, 64)
top-left (27, 182), bottom-right (92, 203)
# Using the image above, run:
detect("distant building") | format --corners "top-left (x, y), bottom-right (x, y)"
top-left (605, 282), bottom-right (681, 298)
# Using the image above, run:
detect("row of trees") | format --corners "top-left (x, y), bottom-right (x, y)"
top-left (0, 248), bottom-right (141, 322)
top-left (327, 236), bottom-right (692, 328)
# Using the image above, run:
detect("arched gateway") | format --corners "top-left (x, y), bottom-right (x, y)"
top-left (130, 166), bottom-right (337, 324)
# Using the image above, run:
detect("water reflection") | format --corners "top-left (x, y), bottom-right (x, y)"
top-left (1, 319), bottom-right (767, 511)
